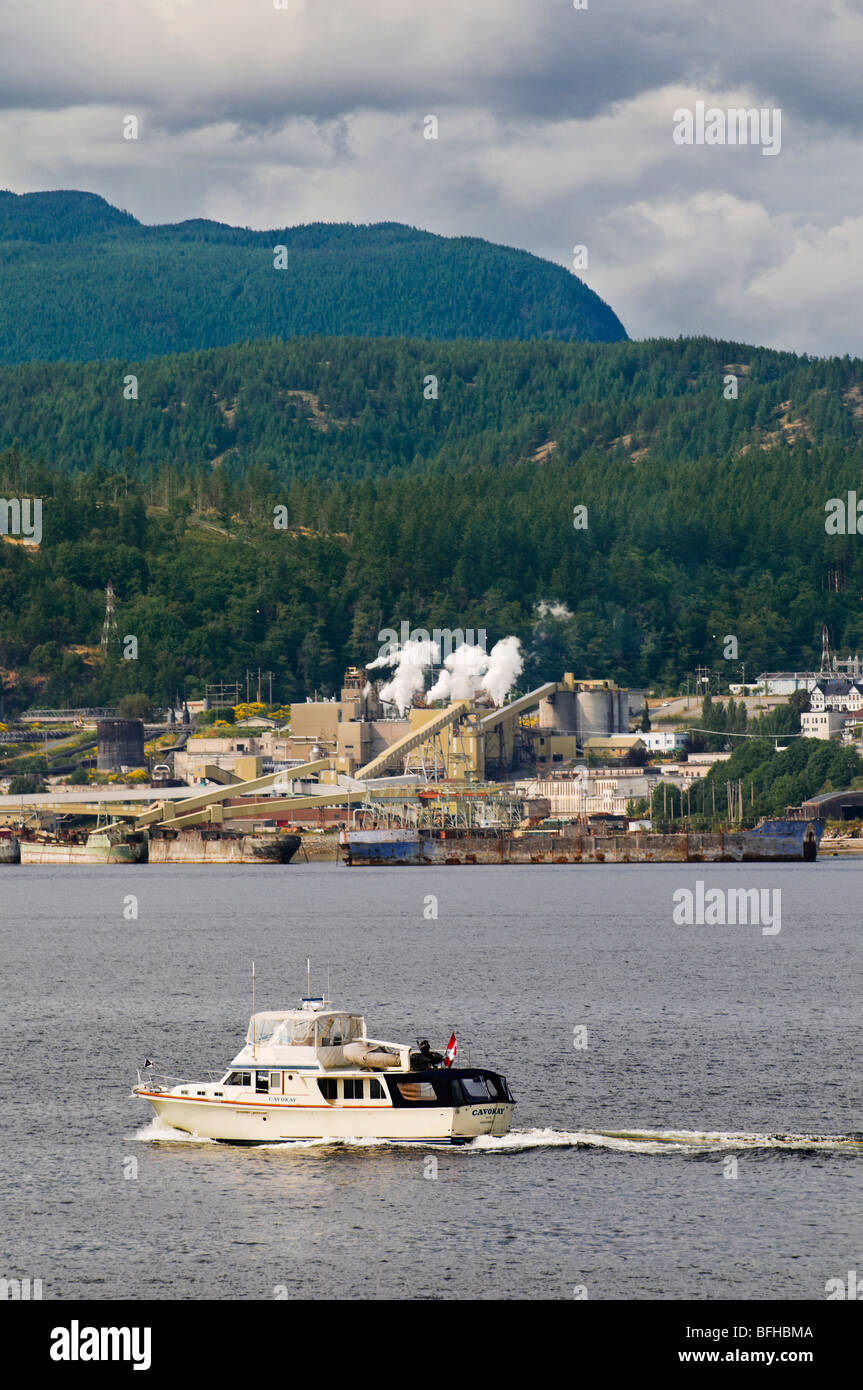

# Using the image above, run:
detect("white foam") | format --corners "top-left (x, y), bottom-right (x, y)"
top-left (129, 1120), bottom-right (863, 1155)
top-left (468, 1127), bottom-right (863, 1155)
top-left (131, 1118), bottom-right (215, 1144)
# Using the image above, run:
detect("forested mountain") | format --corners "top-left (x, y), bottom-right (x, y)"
top-left (0, 190), bottom-right (626, 363)
top-left (2, 334), bottom-right (863, 713)
top-left (0, 333), bottom-right (851, 481)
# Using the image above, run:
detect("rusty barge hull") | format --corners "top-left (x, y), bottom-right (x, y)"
top-left (342, 826), bottom-right (821, 865)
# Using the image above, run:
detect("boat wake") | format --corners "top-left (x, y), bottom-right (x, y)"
top-left (469, 1127), bottom-right (863, 1155)
top-left (131, 1118), bottom-right (863, 1154)
top-left (133, 1119), bottom-right (215, 1144)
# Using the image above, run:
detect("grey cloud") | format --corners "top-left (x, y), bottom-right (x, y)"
top-left (1, 0), bottom-right (862, 354)
top-left (1, 2), bottom-right (861, 132)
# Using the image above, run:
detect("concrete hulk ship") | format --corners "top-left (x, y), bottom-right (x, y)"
top-left (147, 828), bottom-right (301, 864)
top-left (17, 825), bottom-right (147, 864)
top-left (3, 827), bottom-right (301, 865)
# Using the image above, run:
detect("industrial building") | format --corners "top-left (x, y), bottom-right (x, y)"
top-left (799, 789), bottom-right (863, 820)
top-left (517, 770), bottom-right (656, 818)
top-left (285, 670), bottom-right (642, 782)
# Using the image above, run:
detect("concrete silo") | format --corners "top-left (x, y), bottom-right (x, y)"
top-left (576, 688), bottom-right (614, 742)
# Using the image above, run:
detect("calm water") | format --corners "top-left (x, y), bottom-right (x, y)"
top-left (1, 860), bottom-right (860, 1301)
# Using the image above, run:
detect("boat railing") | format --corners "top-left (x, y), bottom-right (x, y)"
top-left (135, 1069), bottom-right (224, 1090)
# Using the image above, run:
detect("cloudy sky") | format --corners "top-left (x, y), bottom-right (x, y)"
top-left (2, 0), bottom-right (862, 355)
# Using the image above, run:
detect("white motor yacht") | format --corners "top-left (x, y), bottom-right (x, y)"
top-left (133, 995), bottom-right (514, 1145)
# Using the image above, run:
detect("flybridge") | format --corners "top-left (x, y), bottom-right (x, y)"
top-left (244, 1008), bottom-right (367, 1051)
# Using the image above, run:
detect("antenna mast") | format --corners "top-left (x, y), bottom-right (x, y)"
top-left (251, 961), bottom-right (256, 1060)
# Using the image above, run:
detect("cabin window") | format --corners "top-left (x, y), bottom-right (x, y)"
top-left (316, 1015), bottom-right (362, 1047)
top-left (286, 1019), bottom-right (317, 1046)
top-left (460, 1076), bottom-right (493, 1102)
top-left (318, 1078), bottom-right (338, 1102)
top-left (269, 1072), bottom-right (282, 1093)
top-left (396, 1081), bottom-right (437, 1102)
top-left (369, 1079), bottom-right (385, 1100)
top-left (226, 1071), bottom-right (251, 1086)
top-left (256, 1072), bottom-right (269, 1094)
top-left (249, 1016), bottom-right (290, 1046)
top-left (343, 1079), bottom-right (364, 1099)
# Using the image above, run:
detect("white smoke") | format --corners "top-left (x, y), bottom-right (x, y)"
top-left (426, 668), bottom-right (452, 703)
top-left (536, 600), bottom-right (573, 620)
top-left (370, 639), bottom-right (440, 715)
top-left (446, 641), bottom-right (490, 699)
top-left (426, 637), bottom-right (524, 708)
top-left (369, 635), bottom-right (524, 712)
top-left (481, 636), bottom-right (524, 706)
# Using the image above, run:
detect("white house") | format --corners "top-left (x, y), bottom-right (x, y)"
top-left (643, 730), bottom-right (688, 753)
top-left (755, 672), bottom-right (818, 695)
top-left (801, 711), bottom-right (848, 740)
top-left (809, 679), bottom-right (863, 713)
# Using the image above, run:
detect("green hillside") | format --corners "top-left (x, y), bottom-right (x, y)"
top-left (0, 190), bottom-right (626, 363)
top-left (1, 335), bottom-right (863, 714)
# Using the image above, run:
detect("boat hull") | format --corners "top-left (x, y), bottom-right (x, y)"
top-left (147, 829), bottom-right (301, 864)
top-left (137, 1091), bottom-right (513, 1143)
top-left (342, 821), bottom-right (823, 865)
top-left (18, 840), bottom-right (145, 864)
top-left (0, 835), bottom-right (20, 864)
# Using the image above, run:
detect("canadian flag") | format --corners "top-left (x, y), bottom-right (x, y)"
top-left (444, 1033), bottom-right (457, 1068)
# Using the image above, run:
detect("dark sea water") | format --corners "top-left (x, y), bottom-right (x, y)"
top-left (1, 860), bottom-right (860, 1301)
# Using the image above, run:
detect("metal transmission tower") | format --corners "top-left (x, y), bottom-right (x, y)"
top-left (820, 624), bottom-right (832, 676)
top-left (100, 580), bottom-right (121, 655)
